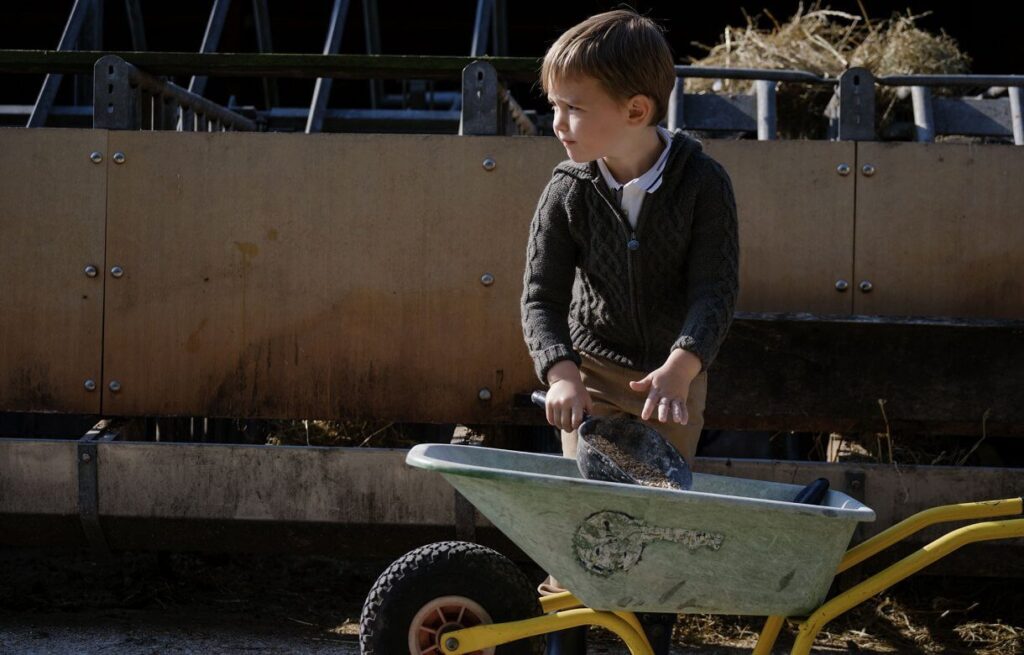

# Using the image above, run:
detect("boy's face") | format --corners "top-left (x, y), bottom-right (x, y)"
top-left (546, 74), bottom-right (644, 164)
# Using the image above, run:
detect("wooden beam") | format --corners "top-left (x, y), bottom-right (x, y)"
top-left (0, 50), bottom-right (542, 81)
top-left (1, 439), bottom-right (1021, 575)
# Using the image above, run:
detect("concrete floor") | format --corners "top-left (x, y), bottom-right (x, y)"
top-left (0, 610), bottom-right (357, 654)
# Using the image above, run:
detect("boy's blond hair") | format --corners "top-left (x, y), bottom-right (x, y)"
top-left (541, 9), bottom-right (675, 126)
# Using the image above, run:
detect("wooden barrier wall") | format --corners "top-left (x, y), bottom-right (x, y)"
top-left (0, 129), bottom-right (107, 415)
top-left (2, 439), bottom-right (1021, 574)
top-left (2, 129), bottom-right (1022, 424)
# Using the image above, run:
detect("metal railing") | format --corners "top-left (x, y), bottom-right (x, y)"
top-left (877, 73), bottom-right (1024, 145)
top-left (3, 48), bottom-right (1022, 143)
top-left (672, 65), bottom-right (1024, 144)
top-left (7, 0), bottom-right (514, 135)
top-left (668, 65), bottom-right (835, 141)
top-left (92, 54), bottom-right (256, 131)
top-left (2, 0), bottom-right (1020, 141)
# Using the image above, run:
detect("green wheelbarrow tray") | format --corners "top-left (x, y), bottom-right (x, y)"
top-left (407, 443), bottom-right (875, 617)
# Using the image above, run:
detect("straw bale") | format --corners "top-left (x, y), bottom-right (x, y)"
top-left (685, 2), bottom-right (972, 138)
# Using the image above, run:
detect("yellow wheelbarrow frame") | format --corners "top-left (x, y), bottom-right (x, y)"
top-left (436, 497), bottom-right (1024, 655)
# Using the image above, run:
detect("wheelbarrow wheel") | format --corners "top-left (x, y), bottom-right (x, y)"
top-left (360, 540), bottom-right (544, 655)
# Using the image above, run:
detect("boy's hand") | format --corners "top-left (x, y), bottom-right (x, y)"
top-left (545, 360), bottom-right (593, 432)
top-left (629, 349), bottom-right (702, 424)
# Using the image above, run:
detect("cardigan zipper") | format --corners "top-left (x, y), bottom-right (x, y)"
top-left (592, 179), bottom-right (648, 366)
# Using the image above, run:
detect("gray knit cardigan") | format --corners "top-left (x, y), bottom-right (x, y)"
top-left (520, 130), bottom-right (740, 384)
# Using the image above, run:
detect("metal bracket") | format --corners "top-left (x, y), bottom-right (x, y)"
top-left (844, 469), bottom-right (868, 543)
top-left (844, 469), bottom-right (866, 501)
top-left (459, 60), bottom-right (536, 137)
top-left (77, 420), bottom-right (117, 559)
top-left (93, 55), bottom-right (142, 130)
top-left (93, 54), bottom-right (257, 131)
top-left (827, 67), bottom-right (876, 141)
top-left (460, 60), bottom-right (500, 136)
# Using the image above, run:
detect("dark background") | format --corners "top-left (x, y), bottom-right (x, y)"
top-left (2, 1), bottom-right (1021, 116)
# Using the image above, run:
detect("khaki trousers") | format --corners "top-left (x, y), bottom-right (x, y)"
top-left (560, 351), bottom-right (708, 466)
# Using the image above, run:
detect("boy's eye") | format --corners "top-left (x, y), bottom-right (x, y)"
top-left (547, 100), bottom-right (578, 111)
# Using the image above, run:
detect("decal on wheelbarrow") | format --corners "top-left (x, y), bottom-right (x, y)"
top-left (572, 510), bottom-right (724, 576)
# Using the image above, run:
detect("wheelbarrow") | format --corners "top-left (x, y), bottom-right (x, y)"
top-left (360, 443), bottom-right (1024, 654)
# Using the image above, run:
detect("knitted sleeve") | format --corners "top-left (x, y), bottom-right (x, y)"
top-left (672, 159), bottom-right (740, 372)
top-left (521, 174), bottom-right (583, 384)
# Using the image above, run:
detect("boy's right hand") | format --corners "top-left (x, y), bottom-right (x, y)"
top-left (545, 360), bottom-right (593, 432)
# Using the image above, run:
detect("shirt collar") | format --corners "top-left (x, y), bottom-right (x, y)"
top-left (596, 125), bottom-right (674, 194)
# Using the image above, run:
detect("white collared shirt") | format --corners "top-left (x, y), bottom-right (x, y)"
top-left (596, 126), bottom-right (673, 229)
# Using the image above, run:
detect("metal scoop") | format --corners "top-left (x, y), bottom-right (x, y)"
top-left (531, 390), bottom-right (693, 490)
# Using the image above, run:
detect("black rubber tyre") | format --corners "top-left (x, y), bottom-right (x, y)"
top-left (360, 541), bottom-right (544, 654)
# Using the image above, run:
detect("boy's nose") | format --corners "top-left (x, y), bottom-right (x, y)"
top-left (553, 110), bottom-right (568, 135)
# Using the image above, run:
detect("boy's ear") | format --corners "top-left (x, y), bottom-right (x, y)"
top-left (626, 94), bottom-right (654, 125)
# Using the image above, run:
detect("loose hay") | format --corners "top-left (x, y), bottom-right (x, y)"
top-left (265, 417), bottom-right (412, 448)
top-left (685, 2), bottom-right (973, 139)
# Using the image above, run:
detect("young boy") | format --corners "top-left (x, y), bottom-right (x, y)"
top-left (522, 9), bottom-right (739, 466)
top-left (521, 9), bottom-right (739, 653)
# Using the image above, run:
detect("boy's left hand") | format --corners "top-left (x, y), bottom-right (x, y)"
top-left (629, 349), bottom-right (703, 424)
